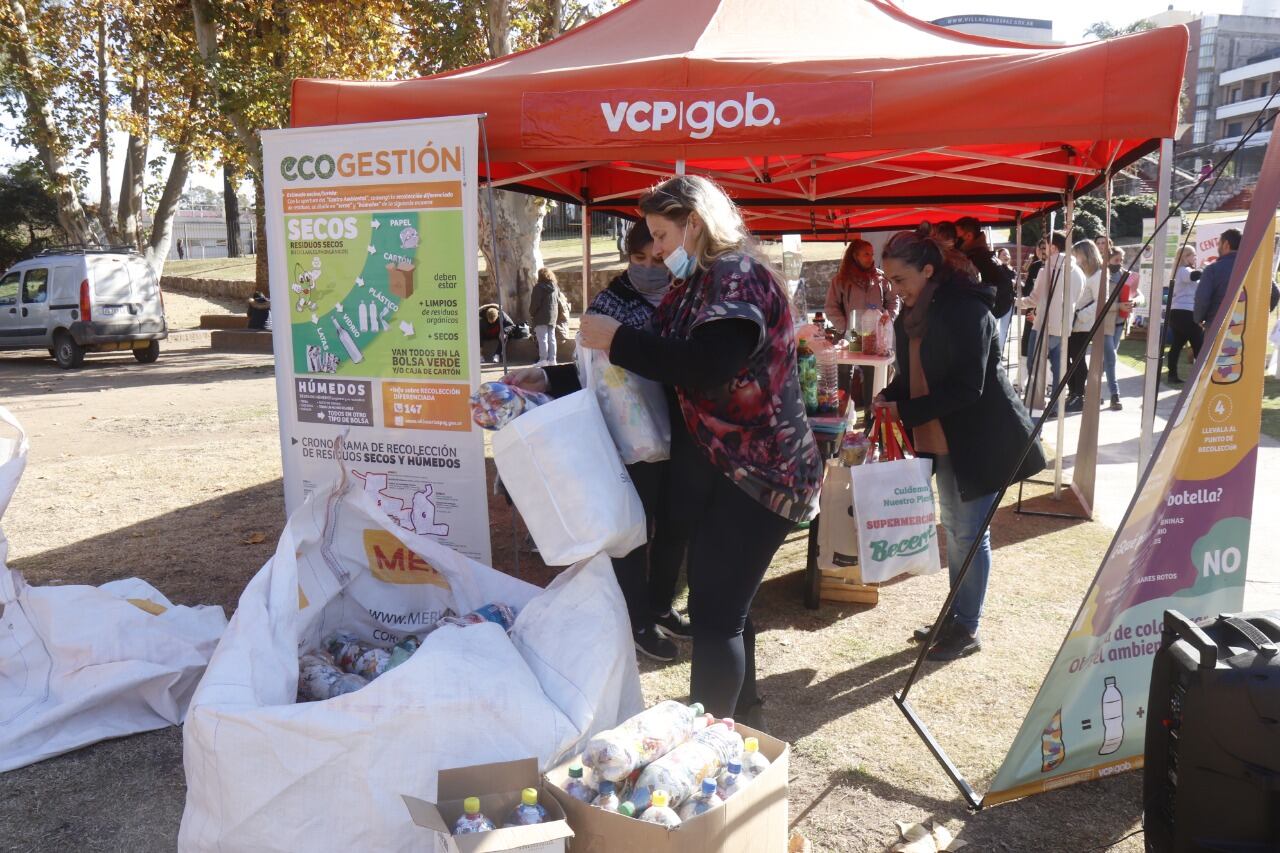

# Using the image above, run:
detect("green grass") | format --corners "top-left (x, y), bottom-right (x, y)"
top-left (1117, 336), bottom-right (1280, 441)
top-left (163, 257), bottom-right (258, 281)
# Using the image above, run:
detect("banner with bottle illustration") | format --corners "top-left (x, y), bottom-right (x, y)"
top-left (261, 116), bottom-right (491, 564)
top-left (985, 140), bottom-right (1280, 806)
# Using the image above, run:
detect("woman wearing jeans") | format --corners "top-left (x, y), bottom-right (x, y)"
top-left (575, 175), bottom-right (821, 720)
top-left (875, 226), bottom-right (1046, 660)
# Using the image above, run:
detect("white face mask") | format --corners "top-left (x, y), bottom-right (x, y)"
top-left (663, 223), bottom-right (696, 280)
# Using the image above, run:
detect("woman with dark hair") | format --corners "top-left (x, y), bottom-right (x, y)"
top-left (875, 226), bottom-right (1046, 660)
top-left (824, 239), bottom-right (898, 336)
top-left (511, 175), bottom-right (821, 720)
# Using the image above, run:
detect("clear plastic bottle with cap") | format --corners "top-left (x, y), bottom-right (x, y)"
top-left (676, 778), bottom-right (723, 821)
top-left (592, 780), bottom-right (621, 812)
top-left (816, 343), bottom-right (839, 415)
top-left (634, 719), bottom-right (744, 807)
top-left (741, 736), bottom-right (770, 780)
top-left (453, 797), bottom-right (495, 835)
top-left (563, 761), bottom-right (597, 803)
top-left (639, 790), bottom-right (682, 827)
top-left (717, 759), bottom-right (745, 799)
top-left (619, 785), bottom-right (651, 819)
top-left (503, 788), bottom-right (547, 827)
top-left (582, 701), bottom-right (707, 783)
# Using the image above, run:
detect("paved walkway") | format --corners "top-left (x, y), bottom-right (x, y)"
top-left (1025, 359), bottom-right (1279, 612)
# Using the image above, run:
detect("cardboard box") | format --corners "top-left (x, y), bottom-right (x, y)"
top-left (404, 758), bottom-right (574, 853)
top-left (544, 725), bottom-right (790, 853)
top-left (387, 262), bottom-right (416, 298)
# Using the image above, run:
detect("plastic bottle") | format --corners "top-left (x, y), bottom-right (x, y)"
top-left (582, 701), bottom-right (707, 783)
top-left (797, 338), bottom-right (819, 415)
top-left (1099, 677), bottom-right (1125, 756)
top-left (563, 761), bottom-right (597, 803)
top-left (297, 653), bottom-right (368, 701)
top-left (717, 759), bottom-right (745, 799)
top-left (386, 635), bottom-right (420, 671)
top-left (622, 784), bottom-right (652, 817)
top-left (816, 344), bottom-right (839, 415)
top-left (592, 780), bottom-right (621, 812)
top-left (440, 603), bottom-right (517, 631)
top-left (634, 719), bottom-right (745, 807)
top-left (741, 736), bottom-right (770, 780)
top-left (639, 790), bottom-right (682, 828)
top-left (677, 778), bottom-right (723, 821)
top-left (453, 797), bottom-right (495, 835)
top-left (503, 788), bottom-right (547, 827)
top-left (618, 802), bottom-right (638, 818)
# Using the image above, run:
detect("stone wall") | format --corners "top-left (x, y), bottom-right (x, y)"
top-left (479, 269), bottom-right (618, 316)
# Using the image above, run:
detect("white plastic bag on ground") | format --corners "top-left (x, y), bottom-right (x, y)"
top-left (0, 406), bottom-right (227, 773)
top-left (179, 449), bottom-right (642, 853)
top-left (576, 346), bottom-right (670, 464)
top-left (492, 370), bottom-right (646, 565)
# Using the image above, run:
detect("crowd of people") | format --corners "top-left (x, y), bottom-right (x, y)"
top-left (489, 173), bottom-right (1249, 723)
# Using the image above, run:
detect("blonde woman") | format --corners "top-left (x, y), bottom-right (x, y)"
top-left (571, 175), bottom-right (822, 721)
top-left (1063, 239), bottom-right (1104, 412)
top-left (1168, 246), bottom-right (1203, 384)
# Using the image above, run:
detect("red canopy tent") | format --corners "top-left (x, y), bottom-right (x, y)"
top-left (291, 0), bottom-right (1188, 237)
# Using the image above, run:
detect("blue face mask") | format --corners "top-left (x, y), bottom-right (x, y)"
top-left (628, 263), bottom-right (671, 306)
top-left (663, 224), bottom-right (696, 280)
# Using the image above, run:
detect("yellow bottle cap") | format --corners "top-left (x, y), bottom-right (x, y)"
top-left (744, 737), bottom-right (760, 753)
top-left (464, 796), bottom-right (481, 815)
top-left (521, 787), bottom-right (538, 807)
top-left (651, 790), bottom-right (669, 808)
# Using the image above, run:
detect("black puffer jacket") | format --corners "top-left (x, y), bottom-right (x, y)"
top-left (883, 273), bottom-right (1046, 501)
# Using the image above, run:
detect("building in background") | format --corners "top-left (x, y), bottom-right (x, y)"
top-left (143, 206), bottom-right (256, 261)
top-left (929, 14), bottom-right (1055, 44)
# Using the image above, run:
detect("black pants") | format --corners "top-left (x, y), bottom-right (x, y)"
top-left (1066, 331), bottom-right (1090, 398)
top-left (612, 460), bottom-right (685, 634)
top-left (1167, 309), bottom-right (1203, 380)
top-left (664, 423), bottom-right (794, 718)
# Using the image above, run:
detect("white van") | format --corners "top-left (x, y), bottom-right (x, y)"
top-left (0, 248), bottom-right (167, 368)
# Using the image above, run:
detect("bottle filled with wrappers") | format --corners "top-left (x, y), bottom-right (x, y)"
top-left (297, 653), bottom-right (367, 701)
top-left (677, 778), bottom-right (723, 821)
top-left (717, 759), bottom-right (745, 799)
top-left (504, 788), bottom-right (547, 827)
top-left (639, 790), bottom-right (682, 827)
top-left (454, 797), bottom-right (495, 835)
top-left (620, 785), bottom-right (651, 818)
top-left (582, 701), bottom-right (707, 783)
top-left (592, 780), bottom-right (620, 812)
top-left (563, 761), bottom-right (597, 803)
top-left (470, 381), bottom-right (552, 431)
top-left (634, 719), bottom-right (744, 807)
top-left (439, 603), bottom-right (517, 632)
top-left (741, 736), bottom-right (771, 780)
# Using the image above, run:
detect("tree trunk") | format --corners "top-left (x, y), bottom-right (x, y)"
top-left (224, 162), bottom-right (241, 257)
top-left (479, 191), bottom-right (547, 323)
top-left (254, 172), bottom-right (268, 289)
top-left (118, 78), bottom-right (148, 249)
top-left (485, 0), bottom-right (511, 59)
top-left (4, 0), bottom-right (94, 246)
top-left (145, 146), bottom-right (192, 278)
top-left (95, 3), bottom-right (117, 243)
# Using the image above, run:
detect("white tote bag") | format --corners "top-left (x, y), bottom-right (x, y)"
top-left (180, 452), bottom-right (643, 853)
top-left (817, 461), bottom-right (860, 573)
top-left (849, 413), bottom-right (941, 583)
top-left (576, 346), bottom-right (671, 464)
top-left (492, 362), bottom-right (647, 566)
top-left (0, 406), bottom-right (227, 773)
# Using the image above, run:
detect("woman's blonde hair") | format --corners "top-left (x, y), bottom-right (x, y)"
top-left (1072, 239), bottom-right (1104, 278)
top-left (638, 175), bottom-right (763, 274)
top-left (1176, 246), bottom-right (1198, 268)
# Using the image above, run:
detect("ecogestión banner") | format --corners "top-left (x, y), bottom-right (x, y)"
top-left (262, 116), bottom-right (491, 565)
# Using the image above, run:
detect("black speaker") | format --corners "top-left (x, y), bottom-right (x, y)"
top-left (1143, 610), bottom-right (1280, 853)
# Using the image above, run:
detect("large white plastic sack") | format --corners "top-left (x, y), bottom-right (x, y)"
top-left (576, 346), bottom-right (670, 464)
top-left (492, 377), bottom-right (647, 566)
top-left (0, 406), bottom-right (227, 773)
top-left (179, 453), bottom-right (643, 853)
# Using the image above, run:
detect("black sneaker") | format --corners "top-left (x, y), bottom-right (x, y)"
top-left (911, 621), bottom-right (947, 643)
top-left (1065, 395), bottom-right (1084, 413)
top-left (1167, 374), bottom-right (1184, 385)
top-left (927, 624), bottom-right (982, 661)
top-left (634, 627), bottom-right (677, 662)
top-left (1109, 393), bottom-right (1123, 412)
top-left (653, 609), bottom-right (692, 640)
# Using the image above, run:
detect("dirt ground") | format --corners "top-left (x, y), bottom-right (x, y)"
top-left (0, 338), bottom-right (1145, 852)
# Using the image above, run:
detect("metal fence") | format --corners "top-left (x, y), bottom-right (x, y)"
top-left (540, 204), bottom-right (629, 242)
